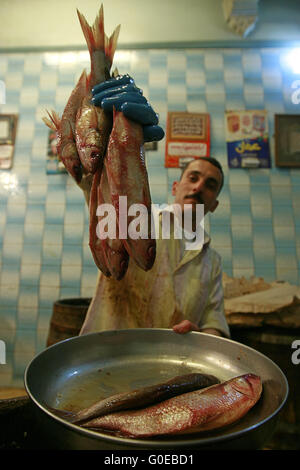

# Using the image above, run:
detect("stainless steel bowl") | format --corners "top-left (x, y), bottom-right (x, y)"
top-left (24, 328), bottom-right (288, 450)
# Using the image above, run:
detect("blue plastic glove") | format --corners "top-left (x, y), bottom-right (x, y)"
top-left (91, 75), bottom-right (165, 143)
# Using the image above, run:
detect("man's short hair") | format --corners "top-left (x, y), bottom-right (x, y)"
top-left (180, 157), bottom-right (224, 194)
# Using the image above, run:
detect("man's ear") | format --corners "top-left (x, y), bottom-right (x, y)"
top-left (172, 181), bottom-right (178, 196)
top-left (209, 200), bottom-right (219, 213)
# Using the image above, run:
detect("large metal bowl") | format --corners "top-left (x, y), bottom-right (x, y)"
top-left (24, 329), bottom-right (288, 450)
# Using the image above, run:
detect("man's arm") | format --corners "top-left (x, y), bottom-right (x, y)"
top-left (172, 252), bottom-right (230, 338)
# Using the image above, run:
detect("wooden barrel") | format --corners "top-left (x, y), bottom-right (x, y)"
top-left (231, 326), bottom-right (300, 450)
top-left (46, 298), bottom-right (92, 347)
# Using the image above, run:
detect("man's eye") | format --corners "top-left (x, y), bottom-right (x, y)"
top-left (206, 181), bottom-right (217, 190)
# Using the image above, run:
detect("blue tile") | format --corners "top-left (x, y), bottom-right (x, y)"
top-left (231, 225), bottom-right (253, 248)
top-left (253, 246), bottom-right (276, 267)
top-left (272, 205), bottom-right (294, 226)
top-left (270, 185), bottom-right (292, 205)
top-left (26, 204), bottom-right (46, 224)
top-left (22, 74), bottom-right (41, 88)
top-left (63, 223), bottom-right (84, 245)
top-left (221, 262), bottom-right (232, 277)
top-left (253, 224), bottom-right (274, 247)
top-left (62, 244), bottom-right (82, 266)
top-left (42, 243), bottom-right (62, 266)
top-left (150, 50), bottom-right (168, 68)
top-left (223, 50), bottom-right (243, 70)
top-left (38, 285), bottom-right (60, 309)
top-left (59, 286), bottom-right (81, 298)
top-left (150, 185), bottom-right (168, 205)
top-left (0, 283), bottom-right (19, 308)
top-left (45, 203), bottom-right (65, 224)
top-left (24, 223), bottom-right (44, 245)
top-left (5, 89), bottom-right (21, 104)
top-left (230, 206), bottom-right (253, 226)
top-left (20, 264), bottom-right (41, 286)
top-left (7, 56), bottom-right (24, 71)
top-left (22, 242), bottom-right (42, 264)
top-left (242, 50), bottom-right (262, 78)
top-left (2, 245), bottom-right (23, 268)
top-left (204, 50), bottom-right (224, 71)
top-left (275, 268), bottom-right (298, 284)
top-left (225, 93), bottom-right (245, 110)
top-left (16, 307), bottom-right (38, 329)
top-left (210, 223), bottom-right (232, 246)
top-left (254, 266), bottom-right (276, 281)
top-left (43, 223), bottom-right (63, 245)
top-left (216, 246), bottom-right (232, 267)
top-left (274, 225), bottom-right (296, 247)
top-left (232, 247), bottom-right (254, 269)
top-left (148, 88), bottom-right (168, 102)
top-left (6, 203), bottom-right (26, 224)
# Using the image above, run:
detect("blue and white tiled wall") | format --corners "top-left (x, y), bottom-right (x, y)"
top-left (0, 47), bottom-right (300, 386)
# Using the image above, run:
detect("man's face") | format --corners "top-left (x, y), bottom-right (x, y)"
top-left (172, 159), bottom-right (222, 215)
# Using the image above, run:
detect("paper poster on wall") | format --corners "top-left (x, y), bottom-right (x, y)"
top-left (46, 129), bottom-right (68, 175)
top-left (225, 110), bottom-right (271, 168)
top-left (165, 112), bottom-right (210, 168)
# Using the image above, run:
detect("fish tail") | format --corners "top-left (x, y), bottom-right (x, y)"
top-left (43, 110), bottom-right (60, 131)
top-left (46, 405), bottom-right (77, 423)
top-left (112, 67), bottom-right (120, 78)
top-left (77, 4), bottom-right (120, 71)
top-left (105, 24), bottom-right (121, 67)
top-left (77, 5), bottom-right (105, 56)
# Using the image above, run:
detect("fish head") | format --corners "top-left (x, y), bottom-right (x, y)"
top-left (140, 239), bottom-right (156, 271)
top-left (232, 374), bottom-right (262, 400)
top-left (123, 237), bottom-right (156, 272)
top-left (60, 142), bottom-right (82, 183)
top-left (79, 130), bottom-right (105, 174)
top-left (105, 240), bottom-right (129, 280)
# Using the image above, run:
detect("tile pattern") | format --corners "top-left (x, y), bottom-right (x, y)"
top-left (0, 47), bottom-right (300, 386)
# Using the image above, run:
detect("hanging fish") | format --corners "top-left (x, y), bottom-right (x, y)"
top-left (75, 5), bottom-right (120, 174)
top-left (43, 70), bottom-right (87, 183)
top-left (105, 110), bottom-right (156, 271)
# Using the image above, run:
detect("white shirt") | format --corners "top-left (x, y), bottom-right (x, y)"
top-left (80, 205), bottom-right (230, 338)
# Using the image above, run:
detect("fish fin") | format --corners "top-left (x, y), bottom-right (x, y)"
top-left (43, 110), bottom-right (60, 131)
top-left (78, 69), bottom-right (89, 92)
top-left (89, 168), bottom-right (112, 277)
top-left (77, 5), bottom-right (105, 56)
top-left (105, 24), bottom-right (121, 66)
top-left (62, 69), bottom-right (87, 121)
top-left (43, 404), bottom-right (77, 423)
top-left (85, 71), bottom-right (92, 92)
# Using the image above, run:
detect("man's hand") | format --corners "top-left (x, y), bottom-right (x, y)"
top-left (92, 74), bottom-right (165, 142)
top-left (172, 320), bottom-right (200, 334)
top-left (172, 320), bottom-right (222, 337)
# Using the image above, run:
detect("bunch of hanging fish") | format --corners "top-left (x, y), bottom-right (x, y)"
top-left (43, 4), bottom-right (156, 280)
top-left (51, 372), bottom-right (262, 438)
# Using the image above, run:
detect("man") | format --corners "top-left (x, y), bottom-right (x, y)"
top-left (77, 75), bottom-right (230, 338)
top-left (170, 156), bottom-right (228, 336)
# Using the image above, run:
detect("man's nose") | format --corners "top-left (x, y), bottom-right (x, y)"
top-left (192, 178), bottom-right (205, 192)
